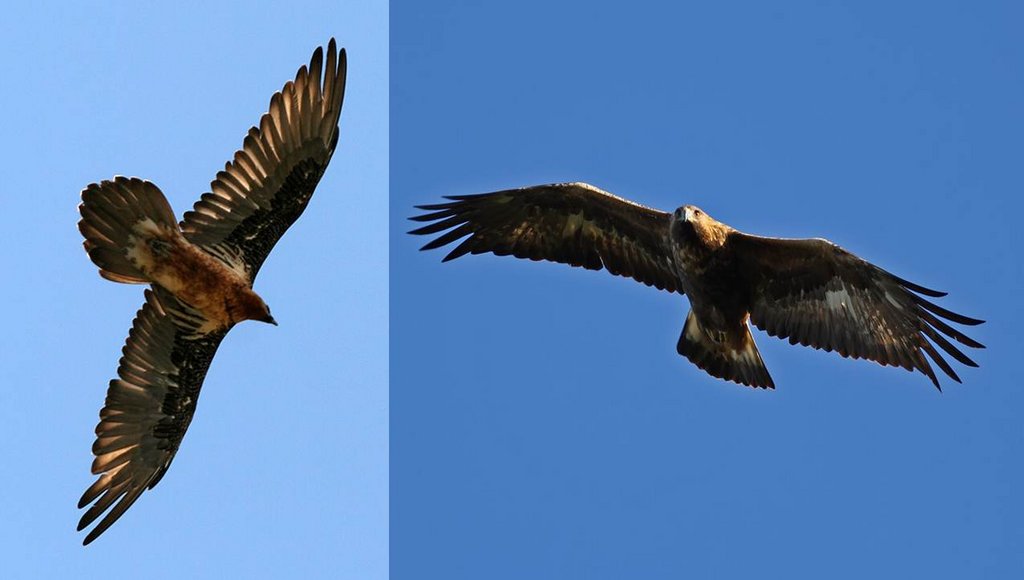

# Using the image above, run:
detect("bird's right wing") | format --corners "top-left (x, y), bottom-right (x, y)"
top-left (410, 182), bottom-right (681, 293)
top-left (78, 287), bottom-right (229, 545)
top-left (728, 232), bottom-right (984, 389)
top-left (179, 39), bottom-right (346, 282)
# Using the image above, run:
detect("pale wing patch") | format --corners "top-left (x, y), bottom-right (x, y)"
top-left (822, 279), bottom-right (904, 346)
top-left (824, 286), bottom-right (851, 310)
top-left (684, 313), bottom-right (704, 343)
top-left (824, 284), bottom-right (869, 328)
top-left (199, 243), bottom-right (251, 280)
top-left (561, 212), bottom-right (585, 237)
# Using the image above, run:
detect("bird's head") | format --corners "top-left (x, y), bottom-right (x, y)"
top-left (671, 205), bottom-right (729, 248)
top-left (240, 292), bottom-right (278, 326)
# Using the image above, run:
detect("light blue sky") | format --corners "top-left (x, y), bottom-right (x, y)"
top-left (0, 2), bottom-right (387, 578)
top-left (3, 1), bottom-right (1022, 577)
top-left (392, 1), bottom-right (1022, 578)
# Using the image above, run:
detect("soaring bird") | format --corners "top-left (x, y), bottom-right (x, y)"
top-left (411, 182), bottom-right (983, 390)
top-left (76, 39), bottom-right (346, 545)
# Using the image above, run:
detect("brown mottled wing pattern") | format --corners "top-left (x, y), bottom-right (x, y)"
top-left (180, 39), bottom-right (347, 281)
top-left (77, 288), bottom-right (228, 545)
top-left (410, 182), bottom-right (681, 293)
top-left (729, 233), bottom-right (984, 388)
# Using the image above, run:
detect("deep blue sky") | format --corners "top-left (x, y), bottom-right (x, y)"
top-left (392, 1), bottom-right (1022, 578)
top-left (0, 1), bottom-right (386, 578)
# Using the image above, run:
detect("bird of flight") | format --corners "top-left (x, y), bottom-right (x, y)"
top-left (411, 182), bottom-right (983, 390)
top-left (76, 40), bottom-right (346, 545)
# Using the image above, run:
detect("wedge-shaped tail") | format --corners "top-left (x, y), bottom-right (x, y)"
top-left (677, 310), bottom-right (775, 389)
top-left (78, 177), bottom-right (179, 283)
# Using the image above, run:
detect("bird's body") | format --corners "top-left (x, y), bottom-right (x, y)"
top-left (76, 39), bottom-right (346, 545)
top-left (120, 213), bottom-right (269, 331)
top-left (668, 213), bottom-right (769, 385)
top-left (411, 182), bottom-right (984, 390)
top-left (670, 206), bottom-right (743, 333)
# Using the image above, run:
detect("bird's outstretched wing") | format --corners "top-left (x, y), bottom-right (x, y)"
top-left (77, 288), bottom-right (229, 545)
top-left (729, 233), bottom-right (984, 388)
top-left (410, 182), bottom-right (681, 292)
top-left (180, 39), bottom-right (347, 281)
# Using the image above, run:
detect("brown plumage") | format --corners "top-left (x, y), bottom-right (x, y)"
top-left (411, 182), bottom-right (984, 390)
top-left (76, 40), bottom-right (346, 545)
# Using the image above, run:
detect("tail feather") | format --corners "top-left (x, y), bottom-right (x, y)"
top-left (78, 177), bottom-right (179, 284)
top-left (677, 310), bottom-right (774, 389)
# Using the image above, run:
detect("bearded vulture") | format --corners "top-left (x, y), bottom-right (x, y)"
top-left (76, 39), bottom-right (346, 545)
top-left (411, 182), bottom-right (983, 390)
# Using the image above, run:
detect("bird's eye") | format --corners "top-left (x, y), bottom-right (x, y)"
top-left (694, 209), bottom-right (702, 216)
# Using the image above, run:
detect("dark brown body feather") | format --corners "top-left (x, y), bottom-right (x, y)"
top-left (411, 182), bottom-right (984, 390)
top-left (76, 40), bottom-right (346, 545)
top-left (669, 210), bottom-right (776, 387)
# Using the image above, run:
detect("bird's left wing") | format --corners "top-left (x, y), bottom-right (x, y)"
top-left (78, 288), bottom-right (228, 545)
top-left (180, 39), bottom-right (347, 281)
top-left (410, 182), bottom-right (681, 293)
top-left (728, 232), bottom-right (984, 389)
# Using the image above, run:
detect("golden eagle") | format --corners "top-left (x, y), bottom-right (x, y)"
top-left (411, 182), bottom-right (983, 390)
top-left (76, 40), bottom-right (346, 545)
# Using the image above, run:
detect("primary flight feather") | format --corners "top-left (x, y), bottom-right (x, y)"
top-left (411, 182), bottom-right (983, 390)
top-left (77, 39), bottom-right (346, 545)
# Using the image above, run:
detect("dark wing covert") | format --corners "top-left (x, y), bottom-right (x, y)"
top-left (410, 182), bottom-right (681, 293)
top-left (730, 233), bottom-right (984, 389)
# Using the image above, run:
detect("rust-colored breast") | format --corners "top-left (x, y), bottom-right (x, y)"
top-left (127, 222), bottom-right (265, 331)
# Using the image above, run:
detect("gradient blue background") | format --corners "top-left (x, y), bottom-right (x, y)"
top-left (392, 1), bottom-right (1022, 578)
top-left (1, 2), bottom-right (387, 578)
